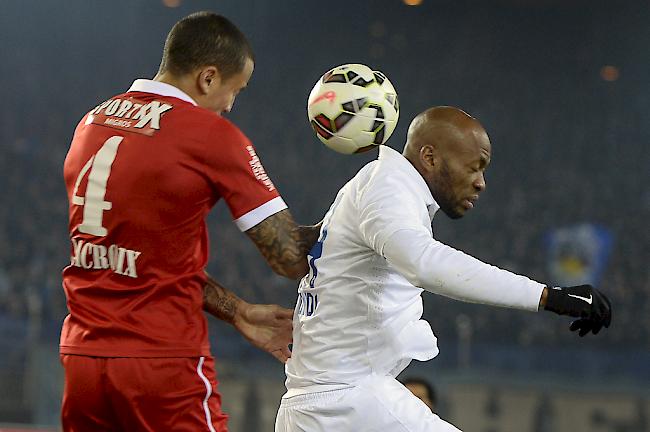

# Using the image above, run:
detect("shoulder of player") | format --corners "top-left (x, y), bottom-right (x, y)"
top-left (206, 113), bottom-right (245, 137)
top-left (362, 159), bottom-right (414, 194)
top-left (169, 104), bottom-right (245, 137)
top-left (154, 101), bottom-right (249, 145)
top-left (354, 161), bottom-right (422, 210)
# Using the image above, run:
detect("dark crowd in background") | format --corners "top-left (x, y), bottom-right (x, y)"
top-left (1, 0), bottom-right (648, 380)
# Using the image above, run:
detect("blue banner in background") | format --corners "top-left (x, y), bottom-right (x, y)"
top-left (545, 224), bottom-right (613, 287)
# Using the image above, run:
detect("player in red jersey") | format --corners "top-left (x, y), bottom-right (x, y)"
top-left (60, 12), bottom-right (320, 431)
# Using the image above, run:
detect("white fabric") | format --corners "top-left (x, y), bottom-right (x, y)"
top-left (234, 196), bottom-right (288, 231)
top-left (127, 79), bottom-right (198, 106)
top-left (382, 228), bottom-right (544, 309)
top-left (284, 145), bottom-right (545, 396)
top-left (196, 357), bottom-right (217, 432)
top-left (275, 374), bottom-right (462, 432)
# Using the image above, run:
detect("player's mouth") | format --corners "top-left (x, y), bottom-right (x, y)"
top-left (462, 195), bottom-right (479, 210)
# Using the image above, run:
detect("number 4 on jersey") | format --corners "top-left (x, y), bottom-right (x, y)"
top-left (71, 136), bottom-right (124, 236)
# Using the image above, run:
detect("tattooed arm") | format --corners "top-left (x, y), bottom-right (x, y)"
top-left (245, 209), bottom-right (322, 279)
top-left (203, 274), bottom-right (241, 324)
top-left (203, 274), bottom-right (294, 363)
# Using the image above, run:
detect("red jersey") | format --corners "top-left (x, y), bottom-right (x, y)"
top-left (61, 79), bottom-right (286, 357)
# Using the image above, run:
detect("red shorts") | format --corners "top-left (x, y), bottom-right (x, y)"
top-left (60, 355), bottom-right (228, 432)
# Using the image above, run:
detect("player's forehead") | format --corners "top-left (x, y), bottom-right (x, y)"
top-left (475, 129), bottom-right (491, 161)
top-left (449, 124), bottom-right (491, 163)
top-left (221, 57), bottom-right (254, 88)
top-left (242, 57), bottom-right (254, 77)
top-left (237, 57), bottom-right (254, 83)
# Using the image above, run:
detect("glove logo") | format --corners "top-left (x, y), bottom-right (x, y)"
top-left (568, 293), bottom-right (593, 304)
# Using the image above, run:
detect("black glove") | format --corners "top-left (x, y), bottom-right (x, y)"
top-left (544, 285), bottom-right (612, 337)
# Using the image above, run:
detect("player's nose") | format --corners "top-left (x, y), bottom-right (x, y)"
top-left (474, 172), bottom-right (486, 192)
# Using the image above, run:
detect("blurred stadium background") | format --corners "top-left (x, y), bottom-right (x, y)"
top-left (1, 0), bottom-right (649, 430)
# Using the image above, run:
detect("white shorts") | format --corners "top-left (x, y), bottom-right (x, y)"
top-left (275, 375), bottom-right (462, 432)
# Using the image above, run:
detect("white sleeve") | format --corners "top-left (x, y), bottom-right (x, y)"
top-left (357, 175), bottom-right (425, 254)
top-left (382, 228), bottom-right (545, 311)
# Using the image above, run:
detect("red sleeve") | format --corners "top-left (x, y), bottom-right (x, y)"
top-left (205, 119), bottom-right (287, 231)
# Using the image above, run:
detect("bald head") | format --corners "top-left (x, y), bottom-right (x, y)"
top-left (403, 106), bottom-right (486, 161)
top-left (402, 106), bottom-right (491, 219)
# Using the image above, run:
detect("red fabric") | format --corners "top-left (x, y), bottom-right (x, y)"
top-left (61, 355), bottom-right (228, 431)
top-left (61, 92), bottom-right (280, 357)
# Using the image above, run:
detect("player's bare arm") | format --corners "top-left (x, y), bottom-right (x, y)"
top-left (246, 209), bottom-right (322, 279)
top-left (203, 274), bottom-right (293, 363)
top-left (203, 274), bottom-right (241, 324)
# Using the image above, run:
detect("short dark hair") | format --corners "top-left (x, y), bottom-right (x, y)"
top-left (401, 377), bottom-right (437, 406)
top-left (159, 12), bottom-right (254, 80)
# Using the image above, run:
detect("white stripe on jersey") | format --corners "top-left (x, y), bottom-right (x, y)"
top-left (196, 356), bottom-right (217, 432)
top-left (234, 196), bottom-right (288, 231)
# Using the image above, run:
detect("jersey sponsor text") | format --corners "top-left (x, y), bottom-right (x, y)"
top-left (87, 97), bottom-right (173, 136)
top-left (246, 145), bottom-right (276, 191)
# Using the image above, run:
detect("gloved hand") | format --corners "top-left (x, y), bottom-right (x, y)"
top-left (543, 285), bottom-right (612, 337)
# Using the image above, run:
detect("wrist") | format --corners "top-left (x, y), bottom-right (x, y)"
top-left (544, 286), bottom-right (564, 313)
top-left (202, 274), bottom-right (246, 325)
top-left (232, 299), bottom-right (250, 329)
top-left (539, 287), bottom-right (549, 309)
top-left (544, 284), bottom-right (593, 317)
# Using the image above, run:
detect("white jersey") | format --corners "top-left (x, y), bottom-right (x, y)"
top-left (284, 146), bottom-right (545, 397)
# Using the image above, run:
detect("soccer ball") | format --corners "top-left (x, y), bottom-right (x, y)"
top-left (307, 64), bottom-right (399, 154)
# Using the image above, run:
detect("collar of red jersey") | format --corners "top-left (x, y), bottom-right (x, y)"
top-left (127, 79), bottom-right (198, 106)
top-left (378, 145), bottom-right (439, 221)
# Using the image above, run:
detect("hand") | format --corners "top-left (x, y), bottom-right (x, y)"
top-left (233, 302), bottom-right (294, 363)
top-left (569, 316), bottom-right (609, 337)
top-left (543, 285), bottom-right (612, 337)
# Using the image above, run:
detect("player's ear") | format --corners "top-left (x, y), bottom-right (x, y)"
top-left (197, 66), bottom-right (222, 95)
top-left (420, 145), bottom-right (436, 171)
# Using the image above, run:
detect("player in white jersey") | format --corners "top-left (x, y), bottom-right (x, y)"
top-left (275, 106), bottom-right (612, 432)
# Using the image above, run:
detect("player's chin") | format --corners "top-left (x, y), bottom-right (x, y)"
top-left (441, 205), bottom-right (465, 219)
top-left (456, 202), bottom-right (474, 217)
top-left (454, 199), bottom-right (478, 216)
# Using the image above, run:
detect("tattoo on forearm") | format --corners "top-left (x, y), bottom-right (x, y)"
top-left (245, 210), bottom-right (319, 277)
top-left (203, 277), bottom-right (240, 324)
